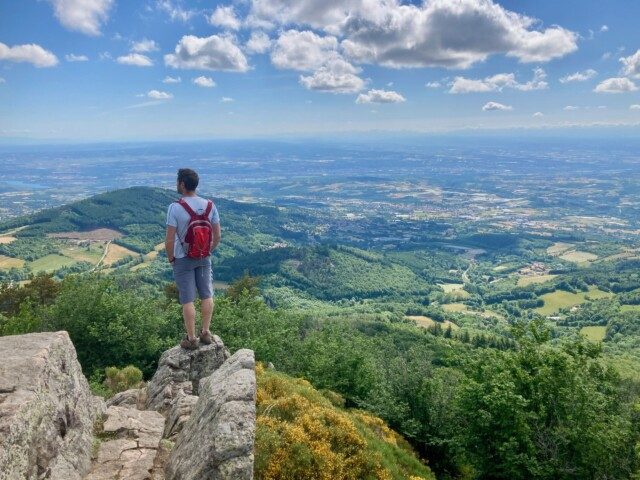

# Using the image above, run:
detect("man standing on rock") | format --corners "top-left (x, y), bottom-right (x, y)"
top-left (165, 168), bottom-right (221, 350)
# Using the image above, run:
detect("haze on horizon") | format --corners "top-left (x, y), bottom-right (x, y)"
top-left (1, 0), bottom-right (639, 142)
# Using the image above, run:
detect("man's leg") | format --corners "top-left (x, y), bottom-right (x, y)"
top-left (183, 302), bottom-right (197, 340)
top-left (201, 297), bottom-right (214, 333)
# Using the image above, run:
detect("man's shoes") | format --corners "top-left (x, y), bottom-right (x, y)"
top-left (199, 330), bottom-right (213, 345)
top-left (180, 335), bottom-right (199, 350)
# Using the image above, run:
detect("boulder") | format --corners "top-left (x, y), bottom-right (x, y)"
top-left (146, 336), bottom-right (229, 413)
top-left (0, 331), bottom-right (101, 480)
top-left (85, 406), bottom-right (165, 480)
top-left (165, 349), bottom-right (256, 480)
top-left (106, 388), bottom-right (147, 410)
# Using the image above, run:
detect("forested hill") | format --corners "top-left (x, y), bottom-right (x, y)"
top-left (0, 186), bottom-right (311, 253)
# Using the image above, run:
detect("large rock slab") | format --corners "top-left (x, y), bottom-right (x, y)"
top-left (146, 336), bottom-right (229, 413)
top-left (165, 349), bottom-right (256, 480)
top-left (163, 393), bottom-right (198, 441)
top-left (84, 406), bottom-right (165, 480)
top-left (0, 331), bottom-right (101, 480)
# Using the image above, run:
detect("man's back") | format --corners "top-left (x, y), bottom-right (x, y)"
top-left (166, 196), bottom-right (220, 259)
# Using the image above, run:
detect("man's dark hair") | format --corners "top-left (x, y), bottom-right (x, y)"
top-left (177, 168), bottom-right (199, 191)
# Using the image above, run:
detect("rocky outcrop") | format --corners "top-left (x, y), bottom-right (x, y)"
top-left (146, 336), bottom-right (229, 413)
top-left (163, 393), bottom-right (198, 440)
top-left (165, 349), bottom-right (256, 480)
top-left (0, 332), bottom-right (255, 480)
top-left (0, 331), bottom-right (102, 480)
top-left (85, 406), bottom-right (165, 480)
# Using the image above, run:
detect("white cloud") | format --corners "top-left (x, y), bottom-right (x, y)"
top-left (117, 53), bottom-right (153, 67)
top-left (299, 58), bottom-right (365, 93)
top-left (221, 97), bottom-right (234, 102)
top-left (163, 75), bottom-right (181, 83)
top-left (147, 90), bottom-right (173, 99)
top-left (482, 101), bottom-right (512, 111)
top-left (250, 0), bottom-right (577, 69)
top-left (631, 104), bottom-right (640, 110)
top-left (449, 68), bottom-right (547, 93)
top-left (271, 30), bottom-right (338, 71)
top-left (559, 69), bottom-right (597, 83)
top-left (600, 25), bottom-right (609, 33)
top-left (0, 77), bottom-right (5, 84)
top-left (209, 5), bottom-right (241, 30)
top-left (564, 105), bottom-right (579, 110)
top-left (131, 39), bottom-right (159, 53)
top-left (533, 111), bottom-right (544, 117)
top-left (425, 81), bottom-right (441, 88)
top-left (157, 0), bottom-right (196, 22)
top-left (193, 76), bottom-right (216, 87)
top-left (65, 53), bottom-right (89, 62)
top-left (356, 89), bottom-right (406, 104)
top-left (0, 42), bottom-right (58, 67)
top-left (245, 31), bottom-right (271, 54)
top-left (620, 49), bottom-right (640, 79)
top-left (594, 77), bottom-right (638, 93)
top-left (165, 34), bottom-right (250, 72)
top-left (47, 0), bottom-right (114, 36)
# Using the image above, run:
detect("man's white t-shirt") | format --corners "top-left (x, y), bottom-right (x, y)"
top-left (166, 196), bottom-right (220, 259)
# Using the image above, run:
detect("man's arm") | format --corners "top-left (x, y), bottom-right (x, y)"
top-left (210, 223), bottom-right (221, 252)
top-left (165, 225), bottom-right (177, 263)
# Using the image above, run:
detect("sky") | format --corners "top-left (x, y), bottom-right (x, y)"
top-left (0, 0), bottom-right (639, 142)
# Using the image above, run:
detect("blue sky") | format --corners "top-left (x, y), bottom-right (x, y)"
top-left (0, 0), bottom-right (639, 142)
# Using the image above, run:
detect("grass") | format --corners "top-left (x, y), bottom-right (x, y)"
top-left (580, 326), bottom-right (607, 342)
top-left (0, 255), bottom-right (25, 269)
top-left (439, 283), bottom-right (464, 293)
top-left (547, 242), bottom-right (574, 255)
top-left (442, 303), bottom-right (468, 313)
top-left (406, 315), bottom-right (459, 330)
top-left (0, 235), bottom-right (16, 244)
top-left (535, 287), bottom-right (614, 316)
top-left (560, 251), bottom-right (598, 263)
top-left (60, 244), bottom-right (104, 264)
top-left (517, 274), bottom-right (557, 287)
top-left (103, 243), bottom-right (137, 266)
top-left (620, 305), bottom-right (640, 313)
top-left (28, 254), bottom-right (77, 273)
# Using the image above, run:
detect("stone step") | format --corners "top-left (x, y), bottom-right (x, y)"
top-left (85, 406), bottom-right (166, 480)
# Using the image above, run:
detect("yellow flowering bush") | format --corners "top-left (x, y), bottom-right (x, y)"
top-left (254, 364), bottom-right (435, 480)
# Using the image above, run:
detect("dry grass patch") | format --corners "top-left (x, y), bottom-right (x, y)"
top-left (0, 255), bottom-right (25, 269)
top-left (517, 274), bottom-right (557, 287)
top-left (103, 244), bottom-right (137, 266)
top-left (48, 228), bottom-right (122, 241)
top-left (406, 315), bottom-right (458, 331)
top-left (560, 251), bottom-right (598, 263)
top-left (547, 242), bottom-right (573, 256)
top-left (0, 236), bottom-right (16, 244)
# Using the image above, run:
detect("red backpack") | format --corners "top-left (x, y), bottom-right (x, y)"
top-left (177, 198), bottom-right (214, 259)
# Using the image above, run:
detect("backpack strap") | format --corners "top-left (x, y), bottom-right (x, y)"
top-left (177, 198), bottom-right (199, 220)
top-left (203, 200), bottom-right (213, 219)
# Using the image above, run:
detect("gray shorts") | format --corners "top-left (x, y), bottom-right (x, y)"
top-left (172, 257), bottom-right (213, 305)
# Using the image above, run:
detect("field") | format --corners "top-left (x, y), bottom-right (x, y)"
top-left (406, 315), bottom-right (459, 330)
top-left (60, 244), bottom-right (104, 264)
top-left (48, 228), bottom-right (122, 241)
top-left (102, 243), bottom-right (137, 266)
top-left (620, 305), bottom-right (640, 313)
top-left (547, 242), bottom-right (573, 255)
top-left (559, 251), bottom-right (598, 263)
top-left (536, 287), bottom-right (613, 316)
top-left (517, 274), bottom-right (557, 287)
top-left (442, 303), bottom-right (468, 313)
top-left (0, 255), bottom-right (24, 269)
top-left (580, 326), bottom-right (607, 342)
top-left (28, 254), bottom-right (77, 273)
top-left (0, 235), bottom-right (16, 244)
